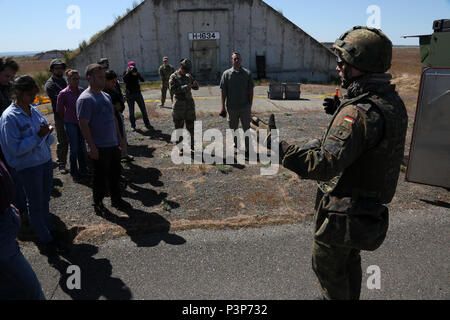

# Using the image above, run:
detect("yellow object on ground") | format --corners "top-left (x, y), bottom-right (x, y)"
top-left (33, 96), bottom-right (51, 104)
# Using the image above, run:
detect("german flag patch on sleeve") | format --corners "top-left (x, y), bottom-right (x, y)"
top-left (344, 116), bottom-right (356, 124)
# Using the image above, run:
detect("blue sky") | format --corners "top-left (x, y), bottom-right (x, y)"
top-left (0, 0), bottom-right (449, 52)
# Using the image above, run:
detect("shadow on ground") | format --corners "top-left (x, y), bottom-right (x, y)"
top-left (20, 214), bottom-right (130, 300)
top-left (51, 178), bottom-right (63, 198)
top-left (137, 128), bottom-right (172, 143)
top-left (20, 210), bottom-right (185, 299)
top-left (98, 206), bottom-right (185, 247)
top-left (420, 199), bottom-right (450, 209)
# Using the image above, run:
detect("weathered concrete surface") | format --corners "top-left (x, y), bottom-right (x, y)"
top-left (141, 85), bottom-right (328, 116)
top-left (70, 0), bottom-right (336, 83)
top-left (20, 206), bottom-right (450, 300)
top-left (36, 85), bottom-right (332, 117)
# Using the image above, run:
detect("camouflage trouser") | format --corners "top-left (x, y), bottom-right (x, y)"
top-left (312, 240), bottom-right (362, 300)
top-left (173, 99), bottom-right (196, 147)
top-left (53, 111), bottom-right (68, 166)
top-left (311, 190), bottom-right (388, 300)
top-left (161, 81), bottom-right (173, 105)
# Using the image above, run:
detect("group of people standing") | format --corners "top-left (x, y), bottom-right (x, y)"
top-left (166, 53), bottom-right (255, 156)
top-left (50, 58), bottom-right (145, 180)
top-left (0, 52), bottom-right (255, 299)
top-left (0, 58), bottom-right (54, 299)
top-left (0, 56), bottom-right (154, 299)
top-left (1, 26), bottom-right (405, 301)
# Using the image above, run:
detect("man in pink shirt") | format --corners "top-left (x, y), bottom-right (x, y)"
top-left (56, 69), bottom-right (87, 182)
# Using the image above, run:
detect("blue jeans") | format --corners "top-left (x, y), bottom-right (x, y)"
top-left (0, 207), bottom-right (45, 300)
top-left (15, 161), bottom-right (54, 244)
top-left (9, 167), bottom-right (28, 214)
top-left (64, 122), bottom-right (87, 178)
top-left (126, 92), bottom-right (150, 129)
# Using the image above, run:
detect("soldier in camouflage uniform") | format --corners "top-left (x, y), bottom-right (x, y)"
top-left (262, 27), bottom-right (408, 299)
top-left (158, 57), bottom-right (175, 107)
top-left (169, 59), bottom-right (199, 155)
top-left (45, 59), bottom-right (69, 174)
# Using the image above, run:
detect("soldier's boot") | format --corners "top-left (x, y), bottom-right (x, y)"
top-left (160, 88), bottom-right (167, 107)
top-left (174, 120), bottom-right (186, 156)
top-left (186, 124), bottom-right (196, 155)
top-left (176, 137), bottom-right (184, 156)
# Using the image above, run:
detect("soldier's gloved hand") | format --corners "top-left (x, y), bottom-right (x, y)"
top-left (323, 96), bottom-right (340, 115)
top-left (299, 139), bottom-right (321, 152)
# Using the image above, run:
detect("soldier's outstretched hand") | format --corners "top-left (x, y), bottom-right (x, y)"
top-left (323, 96), bottom-right (341, 115)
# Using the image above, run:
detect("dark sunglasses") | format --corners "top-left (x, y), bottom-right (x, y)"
top-left (336, 58), bottom-right (345, 68)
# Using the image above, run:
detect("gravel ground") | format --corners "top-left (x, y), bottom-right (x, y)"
top-left (20, 89), bottom-right (449, 246)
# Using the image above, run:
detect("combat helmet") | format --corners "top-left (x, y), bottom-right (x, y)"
top-left (49, 59), bottom-right (66, 71)
top-left (333, 26), bottom-right (392, 73)
top-left (180, 59), bottom-right (192, 72)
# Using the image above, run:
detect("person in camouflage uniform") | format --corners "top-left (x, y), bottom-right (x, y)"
top-left (263, 26), bottom-right (408, 300)
top-left (45, 59), bottom-right (69, 174)
top-left (169, 59), bottom-right (199, 155)
top-left (158, 57), bottom-right (175, 107)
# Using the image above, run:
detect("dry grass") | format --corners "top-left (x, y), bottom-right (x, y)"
top-left (390, 47), bottom-right (422, 109)
top-left (14, 57), bottom-right (51, 76)
top-left (301, 84), bottom-right (338, 95)
top-left (13, 57), bottom-right (53, 93)
top-left (72, 212), bottom-right (309, 244)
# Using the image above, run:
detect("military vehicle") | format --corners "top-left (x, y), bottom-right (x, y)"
top-left (404, 19), bottom-right (450, 189)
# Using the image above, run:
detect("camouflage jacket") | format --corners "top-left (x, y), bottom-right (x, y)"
top-left (169, 71), bottom-right (199, 101)
top-left (280, 74), bottom-right (408, 250)
top-left (159, 64), bottom-right (175, 83)
top-left (45, 76), bottom-right (67, 113)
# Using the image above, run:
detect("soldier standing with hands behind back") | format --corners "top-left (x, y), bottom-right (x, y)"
top-left (169, 59), bottom-right (199, 156)
top-left (220, 52), bottom-right (254, 155)
top-left (259, 26), bottom-right (408, 300)
top-left (158, 57), bottom-right (175, 107)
